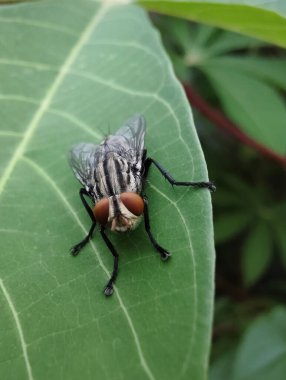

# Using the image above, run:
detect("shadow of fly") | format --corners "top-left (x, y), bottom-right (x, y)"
top-left (69, 115), bottom-right (215, 296)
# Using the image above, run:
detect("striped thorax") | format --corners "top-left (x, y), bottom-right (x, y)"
top-left (70, 115), bottom-right (146, 233)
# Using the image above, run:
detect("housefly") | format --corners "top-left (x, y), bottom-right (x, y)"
top-left (69, 114), bottom-right (215, 296)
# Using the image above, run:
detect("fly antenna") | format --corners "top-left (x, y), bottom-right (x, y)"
top-left (101, 120), bottom-right (111, 143)
top-left (107, 120), bottom-right (111, 137)
top-left (95, 121), bottom-right (107, 141)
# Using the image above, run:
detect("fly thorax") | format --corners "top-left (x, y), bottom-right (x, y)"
top-left (108, 195), bottom-right (142, 232)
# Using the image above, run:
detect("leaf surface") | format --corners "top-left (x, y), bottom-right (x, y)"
top-left (0, 1), bottom-right (214, 380)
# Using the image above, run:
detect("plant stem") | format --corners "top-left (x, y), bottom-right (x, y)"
top-left (183, 83), bottom-right (286, 167)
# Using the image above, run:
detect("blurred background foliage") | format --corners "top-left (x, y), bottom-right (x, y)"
top-left (152, 15), bottom-right (286, 380)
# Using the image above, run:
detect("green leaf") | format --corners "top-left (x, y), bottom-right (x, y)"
top-left (271, 202), bottom-right (286, 269)
top-left (139, 0), bottom-right (286, 48)
top-left (209, 349), bottom-right (236, 380)
top-left (199, 61), bottom-right (286, 156)
top-left (205, 57), bottom-right (286, 90)
top-left (201, 31), bottom-right (265, 57)
top-left (232, 307), bottom-right (286, 380)
top-left (184, 23), bottom-right (265, 62)
top-left (0, 1), bottom-right (215, 380)
top-left (241, 223), bottom-right (272, 286)
top-left (215, 212), bottom-right (253, 244)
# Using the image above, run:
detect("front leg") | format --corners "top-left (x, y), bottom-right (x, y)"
top-left (70, 188), bottom-right (96, 256)
top-left (100, 227), bottom-right (119, 296)
top-left (143, 198), bottom-right (171, 261)
top-left (71, 222), bottom-right (96, 256)
top-left (144, 157), bottom-right (216, 192)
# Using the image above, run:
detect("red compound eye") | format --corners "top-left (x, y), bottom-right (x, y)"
top-left (120, 192), bottom-right (144, 216)
top-left (93, 198), bottom-right (109, 225)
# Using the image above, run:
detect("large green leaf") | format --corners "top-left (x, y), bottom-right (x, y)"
top-left (0, 1), bottom-right (214, 379)
top-left (140, 0), bottom-right (286, 48)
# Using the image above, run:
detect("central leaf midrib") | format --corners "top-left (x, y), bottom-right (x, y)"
top-left (0, 2), bottom-right (108, 197)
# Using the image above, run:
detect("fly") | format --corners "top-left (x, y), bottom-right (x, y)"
top-left (69, 114), bottom-right (215, 296)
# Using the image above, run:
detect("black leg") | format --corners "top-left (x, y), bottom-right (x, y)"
top-left (100, 227), bottom-right (119, 296)
top-left (70, 188), bottom-right (96, 256)
top-left (79, 188), bottom-right (95, 222)
top-left (71, 222), bottom-right (96, 256)
top-left (143, 198), bottom-right (171, 261)
top-left (144, 157), bottom-right (216, 192)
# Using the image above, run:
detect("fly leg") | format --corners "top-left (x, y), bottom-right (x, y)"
top-left (143, 197), bottom-right (171, 261)
top-left (70, 223), bottom-right (96, 256)
top-left (144, 157), bottom-right (216, 192)
top-left (100, 227), bottom-right (119, 296)
top-left (70, 188), bottom-right (97, 256)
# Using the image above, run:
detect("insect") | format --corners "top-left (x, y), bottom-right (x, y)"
top-left (69, 114), bottom-right (215, 296)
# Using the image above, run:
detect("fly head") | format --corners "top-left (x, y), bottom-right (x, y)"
top-left (93, 192), bottom-right (144, 232)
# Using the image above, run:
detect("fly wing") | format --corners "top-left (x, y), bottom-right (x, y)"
top-left (104, 114), bottom-right (146, 163)
top-left (69, 115), bottom-right (146, 190)
top-left (69, 143), bottom-right (100, 188)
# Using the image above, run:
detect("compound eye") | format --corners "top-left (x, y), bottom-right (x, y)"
top-left (93, 198), bottom-right (109, 225)
top-left (120, 192), bottom-right (144, 216)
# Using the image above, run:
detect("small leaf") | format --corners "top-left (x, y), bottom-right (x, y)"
top-left (241, 223), bottom-right (272, 286)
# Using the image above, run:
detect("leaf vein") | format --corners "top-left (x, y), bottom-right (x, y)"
top-left (0, 93), bottom-right (101, 139)
top-left (22, 156), bottom-right (156, 380)
top-left (0, 2), bottom-right (108, 197)
top-left (0, 17), bottom-right (77, 36)
top-left (0, 279), bottom-right (34, 380)
top-left (149, 183), bottom-right (197, 373)
top-left (67, 69), bottom-right (195, 171)
top-left (0, 131), bottom-right (23, 138)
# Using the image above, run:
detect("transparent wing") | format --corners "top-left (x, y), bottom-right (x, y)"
top-left (105, 114), bottom-right (146, 162)
top-left (69, 143), bottom-right (100, 187)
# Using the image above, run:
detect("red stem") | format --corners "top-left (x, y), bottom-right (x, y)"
top-left (183, 84), bottom-right (286, 167)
